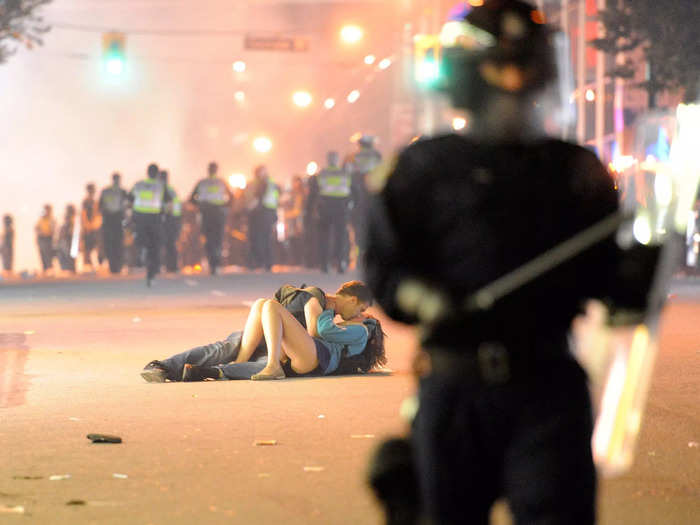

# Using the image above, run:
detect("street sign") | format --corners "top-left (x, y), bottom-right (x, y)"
top-left (244, 35), bottom-right (310, 52)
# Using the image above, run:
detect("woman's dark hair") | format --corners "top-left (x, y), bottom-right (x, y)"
top-left (334, 316), bottom-right (387, 375)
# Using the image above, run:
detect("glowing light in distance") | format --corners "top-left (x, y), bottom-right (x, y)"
top-left (324, 98), bottom-right (336, 109)
top-left (306, 162), bottom-right (319, 175)
top-left (585, 89), bottom-right (596, 102)
top-left (378, 58), bottom-right (392, 70)
top-left (228, 173), bottom-right (247, 190)
top-left (232, 60), bottom-right (246, 73)
top-left (253, 136), bottom-right (273, 153)
top-left (347, 90), bottom-right (360, 103)
top-left (106, 58), bottom-right (124, 76)
top-left (469, 0), bottom-right (484, 6)
top-left (452, 117), bottom-right (467, 131)
top-left (349, 132), bottom-right (363, 143)
top-left (364, 54), bottom-right (376, 65)
top-left (340, 25), bottom-right (364, 45)
top-left (292, 90), bottom-right (313, 108)
top-left (234, 91), bottom-right (245, 102)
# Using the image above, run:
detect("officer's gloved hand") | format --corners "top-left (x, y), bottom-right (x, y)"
top-left (395, 279), bottom-right (450, 326)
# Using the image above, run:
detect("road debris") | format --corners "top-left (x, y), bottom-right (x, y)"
top-left (350, 434), bottom-right (376, 439)
top-left (303, 466), bottom-right (325, 472)
top-left (87, 433), bottom-right (122, 443)
top-left (112, 473), bottom-right (128, 479)
top-left (254, 440), bottom-right (278, 446)
top-left (132, 317), bottom-right (142, 323)
top-left (49, 474), bottom-right (71, 481)
top-left (12, 475), bottom-right (42, 480)
top-left (0, 505), bottom-right (25, 514)
top-left (688, 441), bottom-right (699, 448)
top-left (317, 414), bottom-right (326, 419)
top-left (66, 500), bottom-right (86, 506)
top-left (68, 417), bottom-right (81, 421)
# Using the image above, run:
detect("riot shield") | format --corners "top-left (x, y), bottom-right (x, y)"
top-left (585, 103), bottom-right (700, 476)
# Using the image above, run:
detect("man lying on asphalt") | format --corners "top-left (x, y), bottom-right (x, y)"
top-left (140, 280), bottom-right (371, 382)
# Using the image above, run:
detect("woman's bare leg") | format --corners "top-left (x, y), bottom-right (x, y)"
top-left (235, 298), bottom-right (266, 363)
top-left (254, 299), bottom-right (318, 377)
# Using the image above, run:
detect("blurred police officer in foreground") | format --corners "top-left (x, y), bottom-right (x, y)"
top-left (130, 163), bottom-right (169, 287)
top-left (318, 150), bottom-right (351, 273)
top-left (189, 162), bottom-right (233, 275)
top-left (160, 170), bottom-right (182, 273)
top-left (99, 172), bottom-right (129, 274)
top-left (364, 1), bottom-right (659, 523)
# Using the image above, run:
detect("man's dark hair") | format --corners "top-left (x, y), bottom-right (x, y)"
top-left (147, 163), bottom-right (159, 178)
top-left (336, 280), bottom-right (373, 305)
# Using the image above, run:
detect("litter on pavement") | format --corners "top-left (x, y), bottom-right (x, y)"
top-left (49, 474), bottom-right (71, 481)
top-left (254, 440), bottom-right (278, 446)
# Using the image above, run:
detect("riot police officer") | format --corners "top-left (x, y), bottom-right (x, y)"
top-left (99, 172), bottom-right (129, 274)
top-left (160, 170), bottom-right (182, 273)
top-left (349, 135), bottom-right (382, 263)
top-left (364, 1), bottom-right (658, 523)
top-left (189, 161), bottom-right (233, 275)
top-left (130, 163), bottom-right (169, 287)
top-left (248, 165), bottom-right (279, 271)
top-left (317, 151), bottom-right (351, 273)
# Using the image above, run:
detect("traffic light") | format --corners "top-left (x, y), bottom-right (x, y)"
top-left (413, 34), bottom-right (441, 87)
top-left (102, 32), bottom-right (126, 76)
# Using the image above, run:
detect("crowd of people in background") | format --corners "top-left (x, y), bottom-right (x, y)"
top-left (0, 136), bottom-right (382, 282)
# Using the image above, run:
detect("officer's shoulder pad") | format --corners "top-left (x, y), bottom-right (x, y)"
top-left (366, 156), bottom-right (399, 194)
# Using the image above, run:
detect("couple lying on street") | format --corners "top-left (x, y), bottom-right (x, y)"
top-left (140, 280), bottom-right (386, 382)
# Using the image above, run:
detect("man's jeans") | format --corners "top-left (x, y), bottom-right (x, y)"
top-left (159, 331), bottom-right (268, 381)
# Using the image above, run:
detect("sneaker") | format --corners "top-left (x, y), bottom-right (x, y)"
top-left (182, 364), bottom-right (222, 382)
top-left (140, 360), bottom-right (168, 383)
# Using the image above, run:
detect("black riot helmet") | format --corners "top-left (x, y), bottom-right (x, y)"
top-left (438, 0), bottom-right (555, 112)
top-left (208, 161), bottom-right (218, 176)
top-left (147, 163), bottom-right (159, 179)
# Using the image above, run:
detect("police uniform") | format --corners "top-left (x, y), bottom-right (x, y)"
top-left (130, 177), bottom-right (168, 284)
top-left (190, 176), bottom-right (232, 275)
top-left (163, 185), bottom-right (182, 273)
top-left (99, 183), bottom-right (129, 274)
top-left (317, 165), bottom-right (352, 273)
top-left (257, 179), bottom-right (280, 271)
top-left (349, 145), bottom-right (382, 257)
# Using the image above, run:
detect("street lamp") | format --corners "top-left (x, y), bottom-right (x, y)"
top-left (452, 117), bottom-right (467, 131)
top-left (340, 24), bottom-right (364, 45)
top-left (232, 60), bottom-right (246, 73)
top-left (324, 98), bottom-right (336, 110)
top-left (306, 162), bottom-right (319, 175)
top-left (253, 136), bottom-right (273, 154)
top-left (364, 54), bottom-right (376, 65)
top-left (347, 90), bottom-right (360, 103)
top-left (234, 91), bottom-right (245, 103)
top-left (292, 90), bottom-right (313, 108)
top-left (228, 173), bottom-right (247, 190)
top-left (378, 58), bottom-right (392, 70)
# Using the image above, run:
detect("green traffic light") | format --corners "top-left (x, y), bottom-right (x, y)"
top-left (105, 56), bottom-right (124, 76)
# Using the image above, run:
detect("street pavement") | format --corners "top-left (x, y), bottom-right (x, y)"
top-left (1, 271), bottom-right (699, 524)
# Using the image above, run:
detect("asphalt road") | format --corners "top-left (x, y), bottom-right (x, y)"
top-left (1, 272), bottom-right (699, 524)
